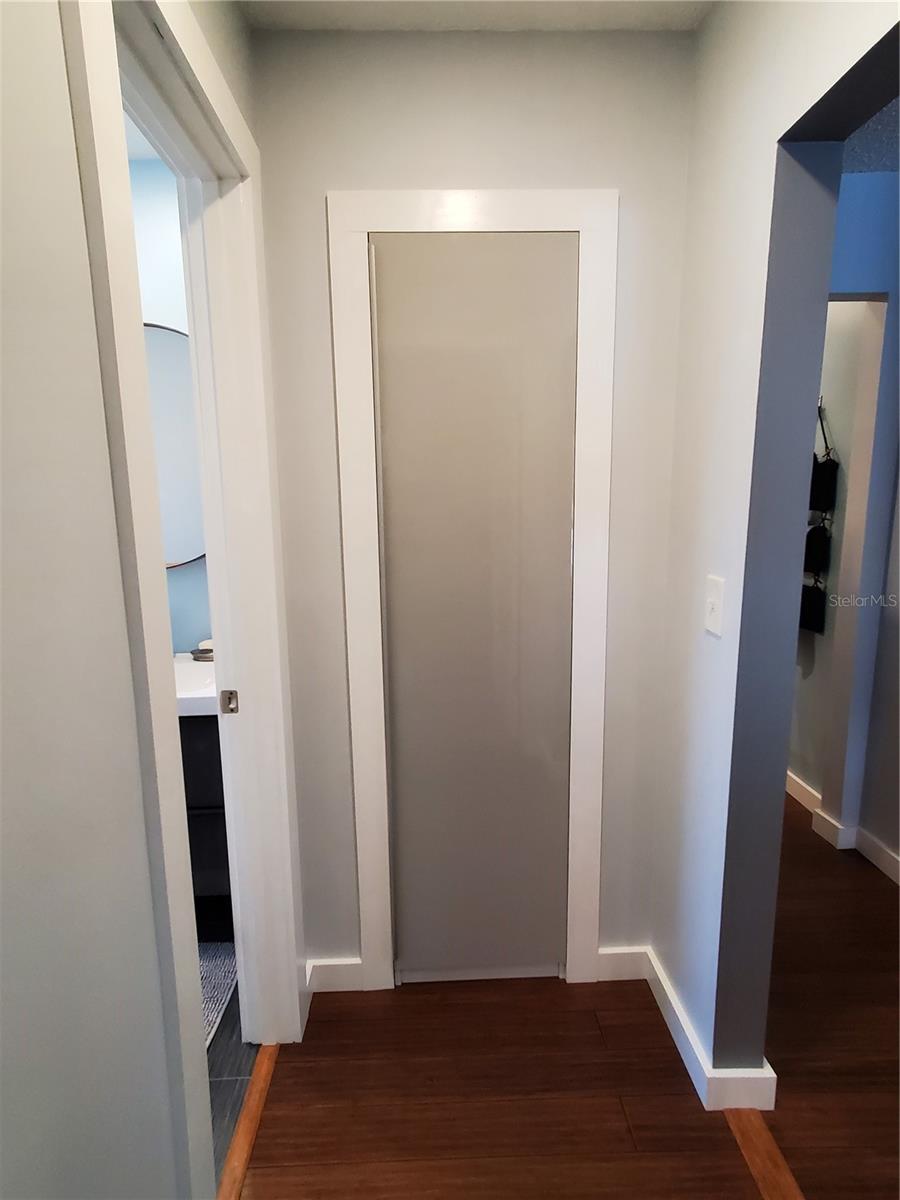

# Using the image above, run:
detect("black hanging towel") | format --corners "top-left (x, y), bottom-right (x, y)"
top-left (804, 521), bottom-right (832, 575)
top-left (799, 581), bottom-right (827, 634)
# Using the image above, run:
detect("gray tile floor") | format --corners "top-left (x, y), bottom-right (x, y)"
top-left (208, 989), bottom-right (258, 1181)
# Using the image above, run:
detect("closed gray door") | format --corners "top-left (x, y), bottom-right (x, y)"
top-left (371, 231), bottom-right (578, 978)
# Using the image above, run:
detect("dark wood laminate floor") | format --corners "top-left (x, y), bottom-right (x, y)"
top-left (764, 796), bottom-right (899, 1200)
top-left (243, 977), bottom-right (759, 1198)
top-left (210, 989), bottom-right (259, 1182)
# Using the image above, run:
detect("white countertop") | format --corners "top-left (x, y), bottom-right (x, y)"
top-left (173, 653), bottom-right (217, 717)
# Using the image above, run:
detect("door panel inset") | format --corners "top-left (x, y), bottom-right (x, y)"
top-left (371, 232), bottom-right (578, 976)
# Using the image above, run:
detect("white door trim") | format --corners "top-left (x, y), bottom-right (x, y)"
top-left (61, 3), bottom-right (304, 1191)
top-left (596, 948), bottom-right (777, 1110)
top-left (327, 190), bottom-right (618, 988)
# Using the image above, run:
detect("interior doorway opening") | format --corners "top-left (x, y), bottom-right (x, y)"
top-left (790, 292), bottom-right (893, 850)
top-left (714, 28), bottom-right (899, 1074)
top-left (325, 190), bottom-right (617, 993)
top-left (717, 33), bottom-right (898, 1198)
top-left (59, 2), bottom-right (307, 1191)
top-left (121, 107), bottom-right (249, 1179)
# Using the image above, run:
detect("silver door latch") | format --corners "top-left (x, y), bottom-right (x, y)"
top-left (219, 689), bottom-right (239, 714)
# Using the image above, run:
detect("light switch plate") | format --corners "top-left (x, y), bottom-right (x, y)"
top-left (705, 574), bottom-right (725, 637)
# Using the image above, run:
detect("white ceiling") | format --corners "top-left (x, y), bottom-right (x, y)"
top-left (240, 0), bottom-right (713, 33)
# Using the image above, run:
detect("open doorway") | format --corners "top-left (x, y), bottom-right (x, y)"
top-left (122, 109), bottom-right (247, 1177)
top-left (783, 109), bottom-right (899, 864)
top-left (721, 44), bottom-right (898, 1197)
top-left (60, 2), bottom-right (305, 1191)
top-left (789, 293), bottom-right (893, 849)
top-left (767, 96), bottom-right (899, 1197)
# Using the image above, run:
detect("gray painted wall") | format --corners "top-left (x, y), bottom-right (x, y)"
top-left (656, 1), bottom-right (894, 1062)
top-left (703, 9), bottom-right (897, 1068)
top-left (0, 4), bottom-right (180, 1195)
top-left (714, 142), bottom-right (844, 1068)
top-left (252, 27), bottom-right (695, 966)
top-left (253, 8), bottom-right (895, 1066)
top-left (189, 0), bottom-right (254, 129)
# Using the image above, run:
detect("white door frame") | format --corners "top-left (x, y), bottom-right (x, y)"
top-left (61, 3), bottom-right (304, 1192)
top-left (327, 190), bottom-right (618, 990)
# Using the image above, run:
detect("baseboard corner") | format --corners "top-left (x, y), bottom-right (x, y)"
top-left (785, 769), bottom-right (821, 812)
top-left (640, 946), bottom-right (777, 1111)
top-left (704, 1060), bottom-right (778, 1111)
top-left (595, 945), bottom-right (651, 981)
top-left (812, 806), bottom-right (858, 849)
top-left (305, 956), bottom-right (365, 992)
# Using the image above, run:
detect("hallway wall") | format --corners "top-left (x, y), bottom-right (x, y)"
top-left (253, 9), bottom-right (896, 1075)
top-left (1, 4), bottom-right (180, 1196)
top-left (252, 29), bottom-right (695, 964)
top-left (668, 2), bottom-right (897, 1065)
top-left (790, 167), bottom-right (900, 797)
top-left (189, 0), bottom-right (253, 129)
top-left (1, 3), bottom-right (256, 1195)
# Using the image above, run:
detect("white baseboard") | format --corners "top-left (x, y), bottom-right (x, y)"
top-left (808, 805), bottom-right (898, 883)
top-left (785, 770), bottom-right (821, 812)
top-left (306, 944), bottom-right (777, 1108)
top-left (644, 948), bottom-right (776, 1110)
top-left (595, 946), bottom-right (652, 981)
top-left (855, 827), bottom-right (900, 884)
top-left (596, 946), bottom-right (777, 1111)
top-left (811, 806), bottom-right (858, 849)
top-left (396, 964), bottom-right (560, 984)
top-left (305, 956), bottom-right (365, 992)
top-left (298, 984), bottom-right (312, 1035)
top-left (306, 957), bottom-right (562, 989)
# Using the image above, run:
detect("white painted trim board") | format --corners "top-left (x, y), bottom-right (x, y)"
top-left (113, 1), bottom-right (305, 1047)
top-left (396, 965), bottom-right (561, 984)
top-left (811, 806), bottom-right (859, 850)
top-left (306, 957), bottom-right (366, 992)
top-left (597, 948), bottom-right (777, 1111)
top-left (813, 808), bottom-right (900, 882)
top-left (785, 769), bottom-right (821, 813)
top-left (309, 946), bottom-right (778, 1110)
top-left (788, 773), bottom-right (898, 883)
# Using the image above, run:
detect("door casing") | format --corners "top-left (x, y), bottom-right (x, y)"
top-left (326, 189), bottom-right (619, 989)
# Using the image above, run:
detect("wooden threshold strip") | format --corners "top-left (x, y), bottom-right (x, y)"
top-left (217, 1044), bottom-right (279, 1200)
top-left (725, 1108), bottom-right (805, 1200)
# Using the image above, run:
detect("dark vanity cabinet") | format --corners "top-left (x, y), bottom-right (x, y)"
top-left (179, 716), bottom-right (233, 939)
